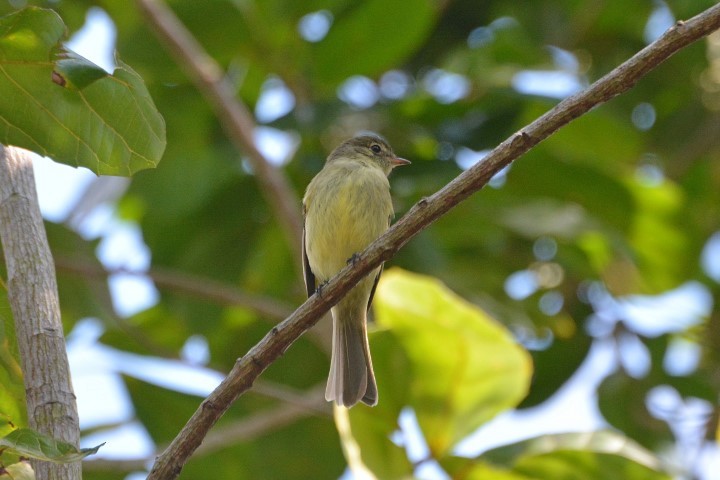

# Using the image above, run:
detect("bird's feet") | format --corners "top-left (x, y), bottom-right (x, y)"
top-left (347, 253), bottom-right (361, 266)
top-left (315, 280), bottom-right (329, 297)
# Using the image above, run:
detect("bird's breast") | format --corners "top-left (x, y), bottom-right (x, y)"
top-left (305, 166), bottom-right (393, 280)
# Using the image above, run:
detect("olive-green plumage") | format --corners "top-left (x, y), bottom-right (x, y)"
top-left (303, 135), bottom-right (409, 407)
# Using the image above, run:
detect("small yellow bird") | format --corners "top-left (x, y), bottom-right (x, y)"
top-left (303, 135), bottom-right (410, 407)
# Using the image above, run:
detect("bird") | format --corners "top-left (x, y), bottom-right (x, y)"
top-left (302, 134), bottom-right (410, 407)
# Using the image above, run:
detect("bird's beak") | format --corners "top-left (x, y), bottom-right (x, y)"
top-left (390, 156), bottom-right (411, 167)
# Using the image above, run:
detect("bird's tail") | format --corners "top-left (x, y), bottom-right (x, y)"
top-left (325, 306), bottom-right (378, 408)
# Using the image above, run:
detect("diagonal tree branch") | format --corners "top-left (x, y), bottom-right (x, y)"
top-left (135, 0), bottom-right (304, 269)
top-left (147, 4), bottom-right (720, 479)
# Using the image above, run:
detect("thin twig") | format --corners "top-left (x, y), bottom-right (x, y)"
top-left (55, 257), bottom-right (294, 320)
top-left (83, 384), bottom-right (328, 473)
top-left (196, 383), bottom-right (329, 455)
top-left (54, 257), bottom-right (332, 351)
top-left (135, 0), bottom-right (304, 269)
top-left (251, 380), bottom-right (331, 416)
top-left (147, 5), bottom-right (720, 479)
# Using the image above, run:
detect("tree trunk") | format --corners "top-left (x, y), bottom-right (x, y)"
top-left (0, 145), bottom-right (81, 480)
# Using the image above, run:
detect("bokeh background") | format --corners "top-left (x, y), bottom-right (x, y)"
top-left (2, 0), bottom-right (720, 479)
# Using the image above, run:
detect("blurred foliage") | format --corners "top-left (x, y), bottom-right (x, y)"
top-left (0, 0), bottom-right (719, 479)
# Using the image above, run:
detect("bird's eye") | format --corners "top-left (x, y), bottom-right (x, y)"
top-left (370, 144), bottom-right (382, 154)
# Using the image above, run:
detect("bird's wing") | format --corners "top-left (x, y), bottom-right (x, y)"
top-left (366, 264), bottom-right (383, 312)
top-left (366, 213), bottom-right (392, 311)
top-left (302, 212), bottom-right (316, 298)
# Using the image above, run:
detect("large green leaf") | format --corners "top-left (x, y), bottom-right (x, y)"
top-left (444, 431), bottom-right (671, 480)
top-left (0, 7), bottom-right (165, 175)
top-left (512, 450), bottom-right (670, 480)
top-left (373, 269), bottom-right (532, 457)
top-left (482, 431), bottom-right (667, 472)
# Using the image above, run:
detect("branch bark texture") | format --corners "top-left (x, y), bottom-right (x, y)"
top-left (147, 4), bottom-right (720, 479)
top-left (0, 146), bottom-right (80, 480)
top-left (135, 0), bottom-right (304, 268)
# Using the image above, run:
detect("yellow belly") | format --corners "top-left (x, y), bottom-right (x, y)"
top-left (304, 164), bottom-right (392, 281)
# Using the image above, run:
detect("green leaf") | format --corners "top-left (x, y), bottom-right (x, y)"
top-left (440, 456), bottom-right (532, 480)
top-left (447, 431), bottom-right (673, 480)
top-left (0, 428), bottom-right (104, 463)
top-left (0, 7), bottom-right (165, 175)
top-left (53, 51), bottom-right (109, 90)
top-left (374, 269), bottom-right (532, 457)
top-left (512, 450), bottom-right (670, 480)
top-left (483, 431), bottom-right (667, 472)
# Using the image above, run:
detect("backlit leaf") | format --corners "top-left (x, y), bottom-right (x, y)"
top-left (374, 269), bottom-right (532, 457)
top-left (0, 7), bottom-right (165, 175)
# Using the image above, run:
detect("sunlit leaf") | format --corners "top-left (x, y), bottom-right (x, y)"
top-left (445, 431), bottom-right (673, 480)
top-left (483, 431), bottom-right (667, 471)
top-left (374, 269), bottom-right (532, 457)
top-left (512, 450), bottom-right (670, 480)
top-left (0, 428), bottom-right (103, 463)
top-left (0, 7), bottom-right (165, 175)
top-left (0, 460), bottom-right (34, 480)
top-left (440, 456), bottom-right (532, 480)
top-left (427, 431), bottom-right (672, 480)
